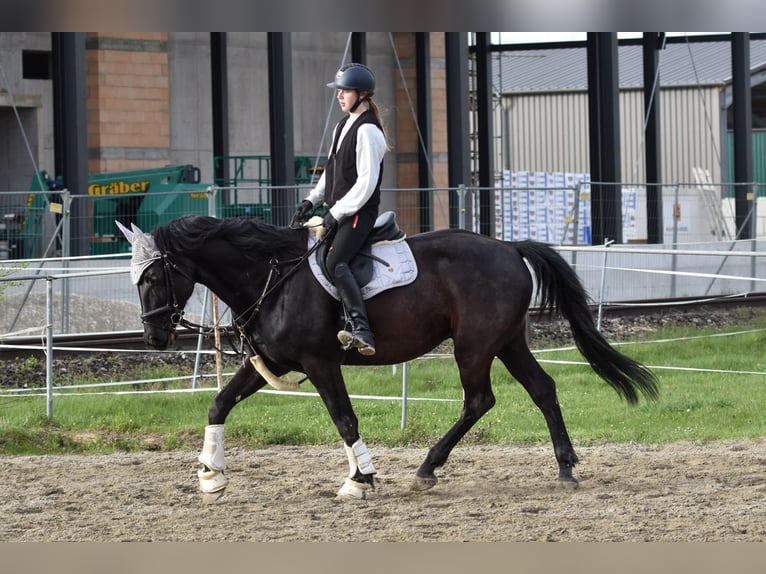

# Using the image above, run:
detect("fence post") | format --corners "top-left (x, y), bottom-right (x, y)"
top-left (401, 361), bottom-right (409, 429)
top-left (200, 184), bottom-right (225, 391)
top-left (45, 276), bottom-right (54, 418)
top-left (191, 288), bottom-right (210, 390)
top-left (596, 238), bottom-right (613, 332)
top-left (570, 181), bottom-right (583, 270)
top-left (457, 184), bottom-right (467, 230)
top-left (671, 182), bottom-right (680, 298)
top-left (206, 185), bottom-right (219, 217)
top-left (752, 238), bottom-right (758, 294)
top-left (60, 190), bottom-right (72, 333)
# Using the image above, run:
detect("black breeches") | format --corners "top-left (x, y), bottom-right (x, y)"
top-left (325, 210), bottom-right (376, 276)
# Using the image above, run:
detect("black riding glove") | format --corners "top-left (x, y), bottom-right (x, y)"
top-left (322, 211), bottom-right (338, 234)
top-left (290, 200), bottom-right (313, 228)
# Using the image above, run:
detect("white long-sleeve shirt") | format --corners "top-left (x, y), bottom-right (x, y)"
top-left (304, 111), bottom-right (387, 222)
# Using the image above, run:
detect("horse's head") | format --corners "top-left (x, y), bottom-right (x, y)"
top-left (116, 221), bottom-right (196, 350)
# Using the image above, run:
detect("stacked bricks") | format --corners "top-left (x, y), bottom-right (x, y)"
top-left (392, 33), bottom-right (450, 233)
top-left (86, 33), bottom-right (169, 174)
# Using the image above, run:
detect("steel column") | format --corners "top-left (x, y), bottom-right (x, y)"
top-left (475, 33), bottom-right (495, 237)
top-left (211, 33), bottom-right (230, 189)
top-left (415, 32), bottom-right (433, 231)
top-left (445, 32), bottom-right (470, 228)
top-left (352, 33), bottom-right (366, 65)
top-left (51, 32), bottom-right (89, 256)
top-left (587, 32), bottom-right (622, 245)
top-left (267, 32), bottom-right (295, 227)
top-left (643, 32), bottom-right (664, 244)
top-left (731, 32), bottom-right (754, 240)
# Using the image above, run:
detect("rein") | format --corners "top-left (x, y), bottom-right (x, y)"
top-left (230, 235), bottom-right (324, 388)
top-left (149, 231), bottom-right (327, 354)
top-left (233, 233), bottom-right (326, 333)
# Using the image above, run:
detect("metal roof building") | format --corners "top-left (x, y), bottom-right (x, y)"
top-left (495, 39), bottom-right (766, 92)
top-left (492, 37), bottom-right (766, 185)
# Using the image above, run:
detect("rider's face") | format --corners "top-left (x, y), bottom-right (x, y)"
top-left (337, 89), bottom-right (360, 113)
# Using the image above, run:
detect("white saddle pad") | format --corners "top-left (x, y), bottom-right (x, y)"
top-left (307, 236), bottom-right (418, 301)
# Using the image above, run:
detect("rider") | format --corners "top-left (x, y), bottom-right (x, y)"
top-left (291, 62), bottom-right (387, 356)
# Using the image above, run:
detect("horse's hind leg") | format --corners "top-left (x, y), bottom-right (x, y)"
top-left (413, 352), bottom-right (496, 491)
top-left (497, 343), bottom-right (579, 487)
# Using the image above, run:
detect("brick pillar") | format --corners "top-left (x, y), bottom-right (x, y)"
top-left (428, 34), bottom-right (450, 230)
top-left (86, 33), bottom-right (170, 174)
top-left (391, 33), bottom-right (418, 234)
top-left (392, 33), bottom-right (450, 233)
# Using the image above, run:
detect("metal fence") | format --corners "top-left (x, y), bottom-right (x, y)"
top-left (2, 181), bottom-right (766, 422)
top-left (2, 238), bottom-right (765, 423)
top-left (1, 181), bottom-right (766, 340)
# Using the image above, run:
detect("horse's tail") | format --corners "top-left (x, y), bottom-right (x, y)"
top-left (514, 240), bottom-right (659, 404)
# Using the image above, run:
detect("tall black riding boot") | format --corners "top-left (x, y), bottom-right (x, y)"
top-left (333, 263), bottom-right (376, 356)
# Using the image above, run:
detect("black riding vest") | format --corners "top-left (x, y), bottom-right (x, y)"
top-left (324, 109), bottom-right (383, 217)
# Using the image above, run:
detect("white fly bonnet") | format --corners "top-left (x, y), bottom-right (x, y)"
top-left (115, 220), bottom-right (162, 284)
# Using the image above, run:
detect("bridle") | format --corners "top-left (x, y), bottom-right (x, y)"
top-left (141, 232), bottom-right (327, 339)
top-left (140, 253), bottom-right (197, 334)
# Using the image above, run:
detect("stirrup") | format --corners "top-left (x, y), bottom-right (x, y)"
top-left (337, 329), bottom-right (355, 351)
top-left (337, 329), bottom-right (376, 356)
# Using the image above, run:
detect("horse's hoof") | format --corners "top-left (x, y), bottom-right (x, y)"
top-left (558, 477), bottom-right (580, 490)
top-left (198, 467), bottom-right (229, 496)
top-left (336, 477), bottom-right (370, 501)
top-left (201, 490), bottom-right (225, 504)
top-left (410, 475), bottom-right (438, 492)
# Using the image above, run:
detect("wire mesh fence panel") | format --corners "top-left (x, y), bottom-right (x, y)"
top-left (1, 183), bottom-right (765, 338)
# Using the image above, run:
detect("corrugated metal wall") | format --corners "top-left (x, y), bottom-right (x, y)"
top-left (501, 86), bottom-right (724, 185)
top-left (501, 91), bottom-right (590, 175)
top-left (727, 129), bottom-right (766, 196)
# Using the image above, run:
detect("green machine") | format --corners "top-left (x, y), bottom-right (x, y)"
top-left (17, 165), bottom-right (215, 257)
top-left (13, 157), bottom-right (321, 259)
top-left (88, 164), bottom-right (215, 255)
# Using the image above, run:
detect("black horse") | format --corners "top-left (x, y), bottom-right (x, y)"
top-left (117, 215), bottom-right (658, 500)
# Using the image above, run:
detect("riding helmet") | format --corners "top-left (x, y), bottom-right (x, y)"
top-left (327, 63), bottom-right (375, 94)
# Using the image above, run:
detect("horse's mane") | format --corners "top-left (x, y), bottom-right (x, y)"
top-left (153, 215), bottom-right (307, 259)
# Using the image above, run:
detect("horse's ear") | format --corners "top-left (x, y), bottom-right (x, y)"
top-left (115, 220), bottom-right (134, 245)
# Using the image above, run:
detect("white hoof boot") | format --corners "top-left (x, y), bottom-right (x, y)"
top-left (336, 477), bottom-right (370, 501)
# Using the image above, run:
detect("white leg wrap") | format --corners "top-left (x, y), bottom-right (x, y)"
top-left (344, 438), bottom-right (376, 477)
top-left (198, 424), bottom-right (226, 471)
top-left (197, 425), bottom-right (228, 495)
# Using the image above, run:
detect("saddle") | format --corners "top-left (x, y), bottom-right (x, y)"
top-left (315, 211), bottom-right (406, 286)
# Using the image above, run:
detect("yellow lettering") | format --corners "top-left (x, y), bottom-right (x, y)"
top-left (86, 179), bottom-right (152, 195)
top-left (88, 180), bottom-right (152, 195)
top-left (85, 179), bottom-right (151, 195)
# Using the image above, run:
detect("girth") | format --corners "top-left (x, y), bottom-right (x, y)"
top-left (316, 211), bottom-right (406, 286)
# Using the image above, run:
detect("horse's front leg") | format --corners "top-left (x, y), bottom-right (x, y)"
top-left (307, 362), bottom-right (377, 501)
top-left (197, 359), bottom-right (266, 501)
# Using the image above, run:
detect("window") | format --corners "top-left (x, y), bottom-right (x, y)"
top-left (22, 51), bottom-right (52, 80)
